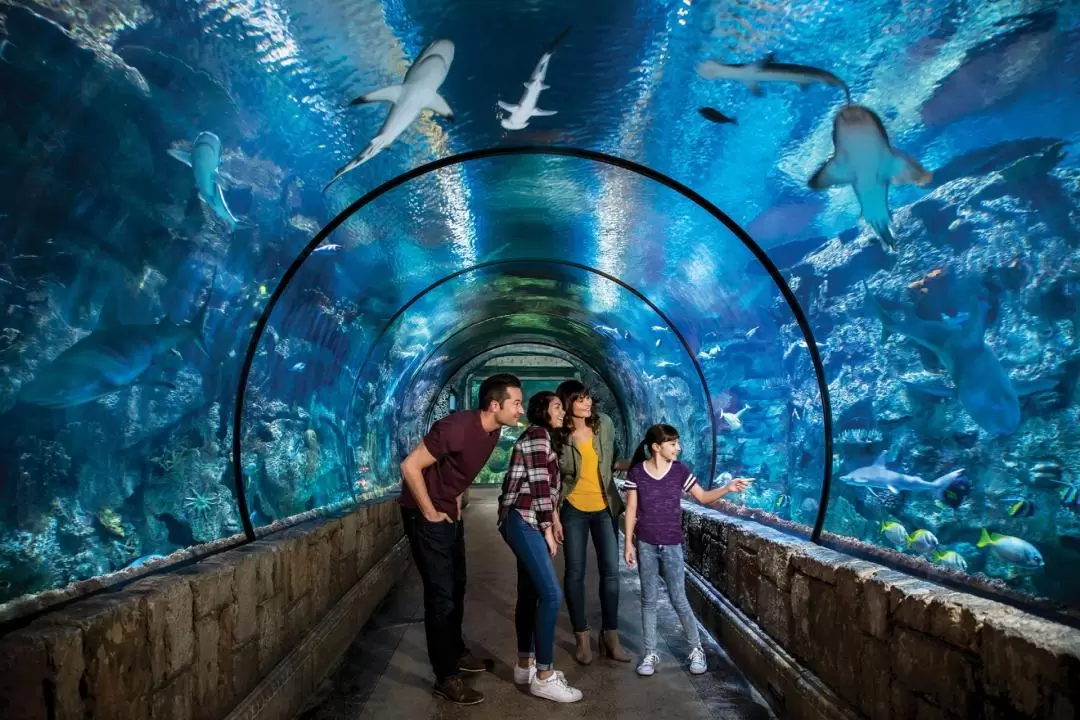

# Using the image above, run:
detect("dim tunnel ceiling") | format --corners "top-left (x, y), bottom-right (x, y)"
top-left (234, 148), bottom-right (831, 540)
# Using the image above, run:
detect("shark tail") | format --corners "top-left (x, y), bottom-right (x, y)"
top-left (932, 469), bottom-right (970, 509)
top-left (189, 267), bottom-right (217, 356)
top-left (323, 139), bottom-right (386, 193)
top-left (547, 25), bottom-right (572, 53)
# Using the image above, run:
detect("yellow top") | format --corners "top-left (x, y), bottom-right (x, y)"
top-left (567, 440), bottom-right (607, 512)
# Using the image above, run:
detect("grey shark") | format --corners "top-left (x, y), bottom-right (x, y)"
top-left (697, 53), bottom-right (850, 98)
top-left (866, 287), bottom-right (1021, 436)
top-left (840, 451), bottom-right (966, 499)
top-left (168, 131), bottom-right (241, 231)
top-left (498, 26), bottom-right (570, 130)
top-left (17, 292), bottom-right (210, 409)
top-left (325, 39), bottom-right (455, 192)
top-left (808, 105), bottom-right (931, 250)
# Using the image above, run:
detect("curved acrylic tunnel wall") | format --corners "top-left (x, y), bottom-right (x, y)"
top-left (237, 151), bottom-right (828, 543)
top-left (2, 0), bottom-right (1077, 633)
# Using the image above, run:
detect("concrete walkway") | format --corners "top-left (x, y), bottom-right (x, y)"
top-left (297, 488), bottom-right (776, 720)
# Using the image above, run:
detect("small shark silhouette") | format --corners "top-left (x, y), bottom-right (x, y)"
top-left (808, 105), bottom-right (931, 250)
top-left (839, 450), bottom-right (966, 500)
top-left (498, 26), bottom-right (570, 130)
top-left (697, 53), bottom-right (850, 98)
top-left (865, 285), bottom-right (1021, 436)
top-left (169, 131), bottom-right (243, 231)
top-left (17, 279), bottom-right (213, 409)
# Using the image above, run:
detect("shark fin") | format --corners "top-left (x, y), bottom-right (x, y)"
top-left (902, 380), bottom-right (955, 399)
top-left (1014, 376), bottom-right (1060, 397)
top-left (759, 52), bottom-right (776, 66)
top-left (531, 108), bottom-right (558, 117)
top-left (167, 148), bottom-right (193, 167)
top-left (539, 83), bottom-right (551, 91)
top-left (497, 100), bottom-right (519, 113)
top-left (215, 183), bottom-right (240, 231)
top-left (887, 149), bottom-right (933, 187)
top-left (424, 92), bottom-right (454, 120)
top-left (873, 450), bottom-right (888, 467)
top-left (808, 157), bottom-right (854, 189)
top-left (351, 85), bottom-right (403, 106)
top-left (745, 81), bottom-right (764, 97)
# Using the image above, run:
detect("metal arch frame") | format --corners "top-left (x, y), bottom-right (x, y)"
top-left (232, 145), bottom-right (834, 544)
top-left (338, 259), bottom-right (717, 488)
top-left (411, 325), bottom-right (636, 447)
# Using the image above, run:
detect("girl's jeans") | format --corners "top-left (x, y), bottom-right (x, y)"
top-left (636, 540), bottom-right (701, 654)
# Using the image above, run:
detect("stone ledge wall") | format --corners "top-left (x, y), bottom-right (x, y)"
top-left (682, 508), bottom-right (1080, 720)
top-left (0, 500), bottom-right (405, 720)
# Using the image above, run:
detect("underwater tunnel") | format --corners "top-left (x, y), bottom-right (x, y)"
top-left (0, 1), bottom-right (1079, 718)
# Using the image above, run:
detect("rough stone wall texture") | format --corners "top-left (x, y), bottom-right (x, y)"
top-left (0, 500), bottom-right (405, 720)
top-left (682, 509), bottom-right (1080, 720)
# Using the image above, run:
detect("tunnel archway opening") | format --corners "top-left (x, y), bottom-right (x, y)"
top-left (342, 260), bottom-right (718, 489)
top-left (422, 341), bottom-right (631, 486)
top-left (234, 145), bottom-right (834, 546)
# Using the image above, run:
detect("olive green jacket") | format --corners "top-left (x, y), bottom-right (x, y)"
top-left (557, 412), bottom-right (625, 521)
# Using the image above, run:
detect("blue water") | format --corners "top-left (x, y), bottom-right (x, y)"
top-left (0, 0), bottom-right (1078, 622)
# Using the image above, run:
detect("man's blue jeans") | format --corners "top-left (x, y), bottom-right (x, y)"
top-left (500, 509), bottom-right (562, 670)
top-left (561, 502), bottom-right (620, 633)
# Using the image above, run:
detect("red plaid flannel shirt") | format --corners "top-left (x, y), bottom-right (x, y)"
top-left (498, 425), bottom-right (560, 531)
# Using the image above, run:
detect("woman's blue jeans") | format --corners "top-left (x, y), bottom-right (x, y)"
top-left (500, 509), bottom-right (562, 670)
top-left (560, 502), bottom-right (620, 633)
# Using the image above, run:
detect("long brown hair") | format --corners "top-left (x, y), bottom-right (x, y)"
top-left (556, 380), bottom-right (600, 437)
top-left (526, 390), bottom-right (565, 455)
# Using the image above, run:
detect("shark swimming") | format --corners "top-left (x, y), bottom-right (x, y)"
top-left (498, 26), bottom-right (571, 131)
top-left (16, 286), bottom-right (211, 409)
top-left (865, 286), bottom-right (1022, 436)
top-left (324, 39), bottom-right (455, 192)
top-left (696, 53), bottom-right (850, 99)
top-left (807, 105), bottom-right (932, 251)
top-left (840, 451), bottom-right (967, 502)
top-left (168, 131), bottom-right (242, 231)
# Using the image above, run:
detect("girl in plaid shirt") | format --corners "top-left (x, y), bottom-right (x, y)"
top-left (497, 391), bottom-right (583, 703)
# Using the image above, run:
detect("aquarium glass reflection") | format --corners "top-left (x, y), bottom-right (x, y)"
top-left (0, 0), bottom-right (1077, 623)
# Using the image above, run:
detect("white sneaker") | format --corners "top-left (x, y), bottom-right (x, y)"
top-left (637, 653), bottom-right (660, 676)
top-left (688, 647), bottom-right (707, 675)
top-left (530, 670), bottom-right (583, 703)
top-left (514, 662), bottom-right (536, 685)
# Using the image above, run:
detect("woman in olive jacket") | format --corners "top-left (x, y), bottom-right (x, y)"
top-left (554, 380), bottom-right (632, 665)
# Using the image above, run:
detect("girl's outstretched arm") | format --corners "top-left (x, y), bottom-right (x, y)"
top-left (688, 473), bottom-right (752, 506)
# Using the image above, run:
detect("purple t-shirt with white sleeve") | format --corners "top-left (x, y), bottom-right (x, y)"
top-left (624, 460), bottom-right (698, 546)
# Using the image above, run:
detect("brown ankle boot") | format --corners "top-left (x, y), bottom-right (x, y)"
top-left (574, 630), bottom-right (593, 665)
top-left (599, 629), bottom-right (632, 662)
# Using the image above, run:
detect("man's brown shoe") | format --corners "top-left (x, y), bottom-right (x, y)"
top-left (432, 676), bottom-right (484, 705)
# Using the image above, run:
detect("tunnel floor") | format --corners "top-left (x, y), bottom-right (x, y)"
top-left (297, 487), bottom-right (775, 720)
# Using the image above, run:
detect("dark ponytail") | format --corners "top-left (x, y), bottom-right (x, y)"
top-left (630, 424), bottom-right (681, 467)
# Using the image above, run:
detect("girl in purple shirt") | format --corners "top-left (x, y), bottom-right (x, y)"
top-left (623, 424), bottom-right (751, 677)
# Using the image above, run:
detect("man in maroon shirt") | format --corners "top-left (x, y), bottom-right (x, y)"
top-left (398, 373), bottom-right (524, 706)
